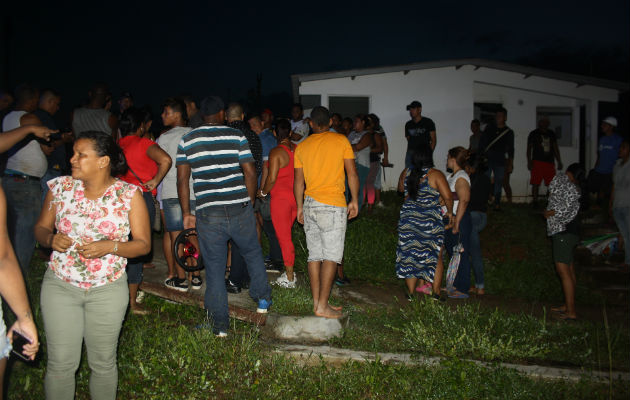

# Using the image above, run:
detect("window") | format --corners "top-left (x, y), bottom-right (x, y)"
top-left (328, 96), bottom-right (369, 118)
top-left (536, 107), bottom-right (573, 147)
top-left (473, 103), bottom-right (503, 131)
top-left (299, 95), bottom-right (321, 110)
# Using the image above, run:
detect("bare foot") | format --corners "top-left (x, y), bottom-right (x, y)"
top-left (314, 306), bottom-right (342, 319)
top-left (314, 303), bottom-right (342, 312)
top-left (476, 288), bottom-right (485, 295)
top-left (550, 305), bottom-right (566, 313)
top-left (557, 312), bottom-right (577, 321)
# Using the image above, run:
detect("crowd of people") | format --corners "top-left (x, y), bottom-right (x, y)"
top-left (0, 81), bottom-right (627, 398)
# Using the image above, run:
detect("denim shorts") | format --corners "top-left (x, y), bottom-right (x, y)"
top-left (162, 198), bottom-right (196, 232)
top-left (303, 196), bottom-right (347, 263)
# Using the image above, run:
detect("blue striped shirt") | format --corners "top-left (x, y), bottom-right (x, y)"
top-left (176, 125), bottom-right (254, 210)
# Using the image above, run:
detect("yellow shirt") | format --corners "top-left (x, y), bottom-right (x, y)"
top-left (294, 131), bottom-right (354, 207)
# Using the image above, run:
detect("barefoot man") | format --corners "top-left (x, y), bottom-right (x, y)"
top-left (294, 106), bottom-right (359, 318)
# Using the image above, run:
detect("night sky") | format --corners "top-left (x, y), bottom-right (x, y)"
top-left (2, 0), bottom-right (628, 123)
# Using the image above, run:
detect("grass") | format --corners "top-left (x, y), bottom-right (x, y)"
top-left (3, 192), bottom-right (629, 398)
top-left (269, 193), bottom-right (629, 371)
top-left (7, 290), bottom-right (628, 399)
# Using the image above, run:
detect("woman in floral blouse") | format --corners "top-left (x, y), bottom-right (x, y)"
top-left (544, 163), bottom-right (584, 321)
top-left (34, 131), bottom-right (151, 400)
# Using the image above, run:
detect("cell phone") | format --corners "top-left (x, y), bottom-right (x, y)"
top-left (10, 330), bottom-right (32, 361)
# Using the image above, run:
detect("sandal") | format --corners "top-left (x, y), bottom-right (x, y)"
top-left (447, 290), bottom-right (469, 299)
top-left (415, 282), bottom-right (432, 295)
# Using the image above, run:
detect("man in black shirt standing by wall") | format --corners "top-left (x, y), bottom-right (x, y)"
top-left (400, 101), bottom-right (436, 188)
top-left (404, 100), bottom-right (436, 169)
top-left (527, 116), bottom-right (563, 206)
top-left (481, 107), bottom-right (514, 211)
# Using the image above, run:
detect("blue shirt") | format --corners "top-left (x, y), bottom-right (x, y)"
top-left (595, 133), bottom-right (623, 174)
top-left (176, 125), bottom-right (254, 210)
top-left (259, 129), bottom-right (277, 161)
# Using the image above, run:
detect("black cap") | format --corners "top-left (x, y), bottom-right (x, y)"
top-left (406, 100), bottom-right (422, 110)
top-left (200, 96), bottom-right (225, 117)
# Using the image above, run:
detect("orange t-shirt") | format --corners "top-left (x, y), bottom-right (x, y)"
top-left (294, 131), bottom-right (354, 207)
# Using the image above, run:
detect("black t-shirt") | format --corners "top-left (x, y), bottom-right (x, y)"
top-left (405, 117), bottom-right (435, 152)
top-left (528, 128), bottom-right (557, 163)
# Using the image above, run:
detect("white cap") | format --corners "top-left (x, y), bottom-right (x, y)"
top-left (602, 116), bottom-right (618, 127)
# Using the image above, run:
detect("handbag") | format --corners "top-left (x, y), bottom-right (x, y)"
top-left (446, 234), bottom-right (464, 292)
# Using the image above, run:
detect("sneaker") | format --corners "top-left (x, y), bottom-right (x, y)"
top-left (215, 331), bottom-right (228, 338)
top-left (165, 277), bottom-right (189, 292)
top-left (191, 276), bottom-right (203, 290)
top-left (375, 201), bottom-right (386, 208)
top-left (225, 279), bottom-right (241, 294)
top-left (275, 272), bottom-right (297, 288)
top-left (136, 290), bottom-right (145, 304)
top-left (256, 298), bottom-right (272, 313)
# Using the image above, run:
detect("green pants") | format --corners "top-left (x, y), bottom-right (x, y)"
top-left (41, 269), bottom-right (129, 400)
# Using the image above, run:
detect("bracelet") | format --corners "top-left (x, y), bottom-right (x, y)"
top-left (259, 189), bottom-right (267, 197)
top-left (113, 241), bottom-right (118, 255)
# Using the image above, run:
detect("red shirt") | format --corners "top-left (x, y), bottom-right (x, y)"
top-left (118, 135), bottom-right (158, 195)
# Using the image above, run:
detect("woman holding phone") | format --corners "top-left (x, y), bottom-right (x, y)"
top-left (35, 131), bottom-right (151, 399)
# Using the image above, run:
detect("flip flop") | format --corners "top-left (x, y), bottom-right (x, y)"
top-left (415, 282), bottom-right (432, 294)
top-left (447, 290), bottom-right (469, 299)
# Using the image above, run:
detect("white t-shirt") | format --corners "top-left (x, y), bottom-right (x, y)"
top-left (156, 126), bottom-right (194, 201)
top-left (347, 130), bottom-right (370, 167)
top-left (290, 119), bottom-right (309, 144)
top-left (3, 111), bottom-right (47, 177)
top-left (446, 169), bottom-right (471, 215)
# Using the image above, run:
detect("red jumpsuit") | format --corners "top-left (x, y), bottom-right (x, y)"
top-left (270, 145), bottom-right (297, 267)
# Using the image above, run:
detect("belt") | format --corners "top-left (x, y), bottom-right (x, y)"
top-left (2, 173), bottom-right (41, 182)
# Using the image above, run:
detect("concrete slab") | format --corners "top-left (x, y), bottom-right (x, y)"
top-left (274, 344), bottom-right (630, 382)
top-left (141, 235), bottom-right (347, 340)
top-left (264, 314), bottom-right (350, 342)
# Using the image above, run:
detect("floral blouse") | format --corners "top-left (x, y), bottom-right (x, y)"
top-left (47, 176), bottom-right (139, 289)
top-left (546, 173), bottom-right (580, 236)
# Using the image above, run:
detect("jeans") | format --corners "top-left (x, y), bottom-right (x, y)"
top-left (444, 211), bottom-right (472, 293)
top-left (1, 177), bottom-right (41, 274)
top-left (229, 216), bottom-right (282, 286)
top-left (469, 211), bottom-right (487, 289)
top-left (486, 159), bottom-right (505, 206)
top-left (41, 168), bottom-right (62, 203)
top-left (613, 206), bottom-right (630, 265)
top-left (126, 191), bottom-right (155, 285)
top-left (196, 202), bottom-right (271, 333)
top-left (41, 269), bottom-right (129, 400)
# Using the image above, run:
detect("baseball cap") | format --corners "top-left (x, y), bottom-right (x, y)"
top-left (200, 96), bottom-right (225, 117)
top-left (602, 116), bottom-right (617, 127)
top-left (406, 100), bottom-right (422, 110)
top-left (261, 108), bottom-right (273, 116)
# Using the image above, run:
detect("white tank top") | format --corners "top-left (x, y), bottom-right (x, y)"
top-left (3, 111), bottom-right (48, 177)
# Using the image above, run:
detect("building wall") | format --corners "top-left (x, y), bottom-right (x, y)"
top-left (298, 65), bottom-right (619, 200)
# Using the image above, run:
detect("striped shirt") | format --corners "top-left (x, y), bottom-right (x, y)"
top-left (176, 125), bottom-right (254, 210)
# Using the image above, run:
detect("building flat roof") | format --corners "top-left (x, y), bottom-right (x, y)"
top-left (291, 58), bottom-right (629, 99)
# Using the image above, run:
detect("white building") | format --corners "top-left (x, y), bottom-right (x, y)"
top-left (291, 59), bottom-right (628, 201)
